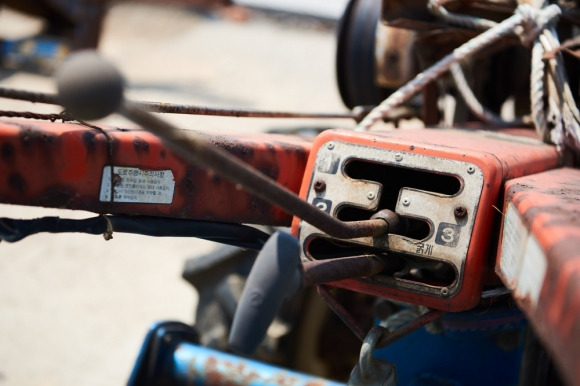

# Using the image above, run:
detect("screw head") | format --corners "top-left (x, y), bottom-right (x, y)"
top-left (467, 166), bottom-right (475, 174)
top-left (327, 142), bottom-right (335, 150)
top-left (402, 198), bottom-right (410, 206)
top-left (367, 191), bottom-right (376, 200)
top-left (313, 180), bottom-right (326, 193)
top-left (454, 206), bottom-right (467, 218)
top-left (395, 153), bottom-right (403, 162)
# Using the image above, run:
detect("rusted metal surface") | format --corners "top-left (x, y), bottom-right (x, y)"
top-left (173, 342), bottom-right (343, 386)
top-left (376, 309), bottom-right (445, 348)
top-left (317, 285), bottom-right (367, 342)
top-left (349, 326), bottom-right (397, 385)
top-left (0, 119), bottom-right (310, 225)
top-left (301, 255), bottom-right (385, 287)
top-left (0, 87), bottom-right (359, 121)
top-left (0, 88), bottom-right (59, 105)
top-left (496, 167), bottom-right (580, 386)
top-left (375, 24), bottom-right (417, 89)
top-left (121, 101), bottom-right (390, 239)
top-left (140, 101), bottom-right (358, 121)
top-left (294, 128), bottom-right (560, 311)
top-left (0, 110), bottom-right (72, 122)
top-left (318, 284), bottom-right (445, 352)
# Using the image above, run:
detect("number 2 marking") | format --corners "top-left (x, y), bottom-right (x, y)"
top-left (316, 202), bottom-right (328, 211)
top-left (312, 198), bottom-right (332, 214)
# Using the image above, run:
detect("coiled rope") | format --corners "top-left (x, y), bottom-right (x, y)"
top-left (356, 4), bottom-right (563, 138)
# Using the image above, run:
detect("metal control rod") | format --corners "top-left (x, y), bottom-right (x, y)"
top-left (55, 51), bottom-right (390, 239)
top-left (121, 101), bottom-right (388, 239)
top-left (0, 86), bottom-right (359, 120)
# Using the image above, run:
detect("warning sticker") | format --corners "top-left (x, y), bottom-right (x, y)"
top-left (499, 203), bottom-right (547, 307)
top-left (99, 166), bottom-right (175, 204)
top-left (499, 203), bottom-right (528, 290)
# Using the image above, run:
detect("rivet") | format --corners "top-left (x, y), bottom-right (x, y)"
top-left (467, 166), bottom-right (475, 174)
top-left (441, 288), bottom-right (450, 297)
top-left (367, 191), bottom-right (376, 200)
top-left (402, 198), bottom-right (410, 206)
top-left (327, 142), bottom-right (335, 150)
top-left (395, 153), bottom-right (403, 162)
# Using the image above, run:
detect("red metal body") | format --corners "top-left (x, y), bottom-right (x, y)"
top-left (292, 128), bottom-right (560, 311)
top-left (2, 116), bottom-right (578, 380)
top-left (0, 119), bottom-right (310, 225)
top-left (496, 168), bottom-right (580, 386)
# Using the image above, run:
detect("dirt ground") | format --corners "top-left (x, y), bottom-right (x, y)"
top-left (0, 3), bottom-right (351, 385)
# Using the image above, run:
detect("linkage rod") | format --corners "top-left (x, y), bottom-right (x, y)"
top-left (54, 51), bottom-right (391, 239)
top-left (121, 101), bottom-right (389, 239)
top-left (0, 86), bottom-right (358, 120)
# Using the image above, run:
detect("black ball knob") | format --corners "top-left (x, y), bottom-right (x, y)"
top-left (56, 50), bottom-right (125, 121)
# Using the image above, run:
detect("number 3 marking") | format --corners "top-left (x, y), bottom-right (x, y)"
top-left (441, 227), bottom-right (456, 243)
top-left (435, 222), bottom-right (461, 247)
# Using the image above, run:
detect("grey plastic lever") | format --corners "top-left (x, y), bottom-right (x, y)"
top-left (228, 231), bottom-right (301, 356)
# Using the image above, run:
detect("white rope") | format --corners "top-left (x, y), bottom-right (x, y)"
top-left (539, 28), bottom-right (580, 151)
top-left (431, 1), bottom-right (526, 128)
top-left (530, 39), bottom-right (547, 139)
top-left (428, 0), bottom-right (498, 30)
top-left (450, 62), bottom-right (525, 127)
top-left (356, 4), bottom-right (562, 132)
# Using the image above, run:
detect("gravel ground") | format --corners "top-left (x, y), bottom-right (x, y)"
top-left (0, 3), bottom-right (351, 385)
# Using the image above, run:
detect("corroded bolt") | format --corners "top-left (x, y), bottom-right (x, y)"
top-left (313, 180), bottom-right (326, 193)
top-left (454, 206), bottom-right (467, 218)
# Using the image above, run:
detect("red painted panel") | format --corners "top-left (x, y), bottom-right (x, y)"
top-left (0, 119), bottom-right (311, 226)
top-left (293, 127), bottom-right (560, 311)
top-left (498, 168), bottom-right (580, 386)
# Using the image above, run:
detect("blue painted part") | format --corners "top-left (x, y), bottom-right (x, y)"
top-left (374, 307), bottom-right (527, 386)
top-left (0, 41), bottom-right (15, 57)
top-left (127, 321), bottom-right (199, 386)
top-left (1, 37), bottom-right (62, 57)
top-left (34, 38), bottom-right (62, 57)
top-left (0, 36), bottom-right (67, 73)
top-left (172, 342), bottom-right (344, 386)
top-left (130, 307), bottom-right (526, 386)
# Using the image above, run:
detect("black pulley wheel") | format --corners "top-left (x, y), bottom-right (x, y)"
top-left (336, 0), bottom-right (393, 109)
